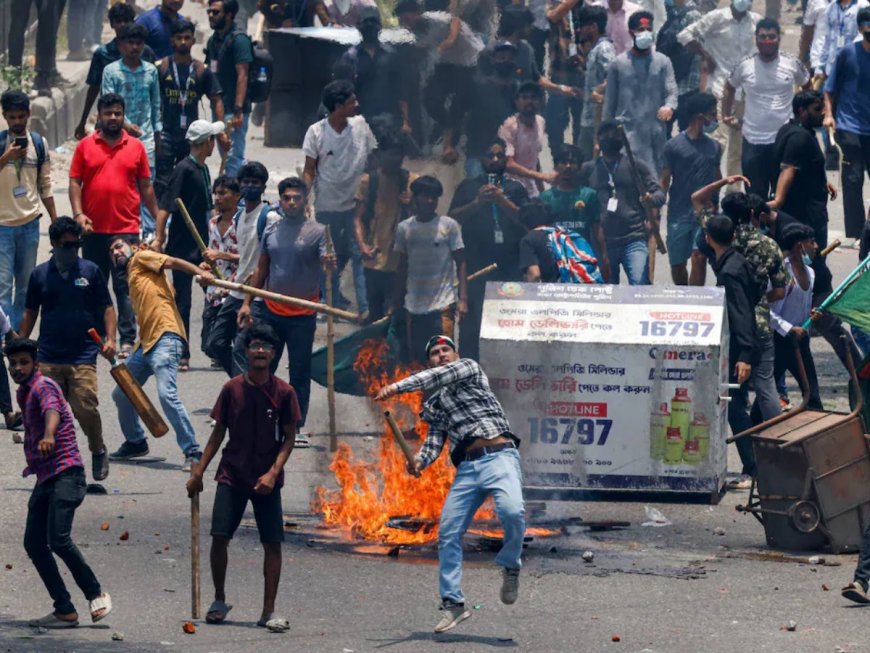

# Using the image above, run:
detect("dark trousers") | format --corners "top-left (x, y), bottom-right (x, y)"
top-left (545, 68), bottom-right (583, 159)
top-left (727, 368), bottom-right (756, 476)
top-left (527, 27), bottom-right (548, 72)
top-left (836, 130), bottom-right (870, 239)
top-left (201, 300), bottom-right (221, 357)
top-left (422, 63), bottom-right (475, 134)
top-left (855, 519), bottom-right (870, 590)
top-left (66, 0), bottom-right (102, 50)
top-left (172, 269), bottom-right (204, 360)
top-left (741, 139), bottom-right (778, 200)
top-left (204, 295), bottom-right (243, 376)
top-left (24, 467), bottom-right (101, 615)
top-left (82, 233), bottom-right (137, 345)
top-left (8, 0), bottom-right (66, 77)
top-left (461, 278), bottom-right (486, 362)
top-left (155, 135), bottom-right (190, 204)
top-left (0, 352), bottom-right (12, 414)
top-left (773, 332), bottom-right (822, 408)
top-left (405, 305), bottom-right (455, 365)
top-left (236, 302), bottom-right (316, 427)
top-left (363, 268), bottom-right (395, 323)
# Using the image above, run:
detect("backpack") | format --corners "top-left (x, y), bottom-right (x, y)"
top-left (213, 30), bottom-right (273, 104)
top-left (656, 14), bottom-right (694, 82)
top-left (234, 202), bottom-right (274, 240)
top-left (363, 169), bottom-right (412, 227)
top-left (0, 130), bottom-right (47, 175)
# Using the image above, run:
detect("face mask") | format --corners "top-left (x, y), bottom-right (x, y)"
top-left (802, 252), bottom-right (813, 266)
top-left (494, 60), bottom-right (516, 76)
top-left (241, 186), bottom-right (263, 202)
top-left (599, 137), bottom-right (622, 155)
top-left (732, 0), bottom-right (751, 11)
top-left (633, 31), bottom-right (654, 50)
top-left (53, 247), bottom-right (78, 271)
top-left (703, 119), bottom-right (719, 134)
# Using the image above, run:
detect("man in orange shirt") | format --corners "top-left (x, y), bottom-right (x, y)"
top-left (237, 178), bottom-right (335, 437)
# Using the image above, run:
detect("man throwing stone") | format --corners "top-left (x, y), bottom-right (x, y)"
top-left (376, 335), bottom-right (525, 633)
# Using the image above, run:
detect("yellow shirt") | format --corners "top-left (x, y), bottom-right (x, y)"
top-left (127, 250), bottom-right (187, 353)
top-left (0, 130), bottom-right (53, 226)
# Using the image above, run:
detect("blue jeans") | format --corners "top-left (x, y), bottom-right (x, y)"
top-left (545, 69), bottom-right (583, 158)
top-left (139, 150), bottom-right (156, 237)
top-left (234, 302), bottom-right (317, 427)
top-left (0, 219), bottom-right (40, 329)
top-left (223, 112), bottom-right (250, 178)
top-left (606, 239), bottom-right (649, 285)
top-left (112, 333), bottom-right (199, 455)
top-left (438, 448), bottom-right (525, 604)
top-left (316, 209), bottom-right (368, 314)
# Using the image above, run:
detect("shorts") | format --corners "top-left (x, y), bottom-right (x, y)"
top-left (210, 482), bottom-right (284, 544)
top-left (667, 219), bottom-right (702, 266)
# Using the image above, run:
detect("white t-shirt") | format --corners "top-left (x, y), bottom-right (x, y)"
top-left (804, 0), bottom-right (830, 73)
top-left (0, 305), bottom-right (11, 336)
top-left (729, 53), bottom-right (810, 145)
top-left (393, 215), bottom-right (464, 314)
top-left (229, 203), bottom-right (277, 301)
top-left (302, 115), bottom-right (376, 213)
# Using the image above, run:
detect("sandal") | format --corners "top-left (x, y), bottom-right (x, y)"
top-left (89, 592), bottom-right (112, 623)
top-left (4, 411), bottom-right (22, 430)
top-left (205, 600), bottom-right (232, 624)
top-left (118, 344), bottom-right (134, 360)
top-left (257, 613), bottom-right (290, 632)
top-left (180, 359), bottom-right (190, 373)
top-left (29, 612), bottom-right (79, 629)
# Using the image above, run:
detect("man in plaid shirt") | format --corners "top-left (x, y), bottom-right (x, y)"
top-left (377, 335), bottom-right (525, 633)
top-left (5, 338), bottom-right (111, 628)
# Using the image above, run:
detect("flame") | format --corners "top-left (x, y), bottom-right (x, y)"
top-left (313, 339), bottom-right (556, 545)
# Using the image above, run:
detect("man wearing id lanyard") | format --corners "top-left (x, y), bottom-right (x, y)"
top-left (154, 120), bottom-right (225, 371)
top-left (206, 0), bottom-right (255, 177)
top-left (820, 0), bottom-right (869, 77)
top-left (0, 90), bottom-right (57, 331)
top-left (156, 19), bottom-right (225, 202)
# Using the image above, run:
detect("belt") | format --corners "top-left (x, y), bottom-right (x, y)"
top-left (464, 441), bottom-right (516, 462)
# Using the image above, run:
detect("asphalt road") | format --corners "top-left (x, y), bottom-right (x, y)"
top-left (2, 3), bottom-right (869, 651)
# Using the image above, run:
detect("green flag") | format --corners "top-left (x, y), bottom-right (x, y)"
top-left (811, 254), bottom-right (870, 332)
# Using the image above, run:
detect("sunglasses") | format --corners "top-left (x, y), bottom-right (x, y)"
top-left (58, 241), bottom-right (83, 250)
top-left (248, 342), bottom-right (275, 351)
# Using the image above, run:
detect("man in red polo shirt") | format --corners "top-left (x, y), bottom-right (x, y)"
top-left (69, 93), bottom-right (159, 357)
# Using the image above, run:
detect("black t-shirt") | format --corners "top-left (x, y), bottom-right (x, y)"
top-left (465, 75), bottom-right (518, 158)
top-left (449, 175), bottom-right (529, 280)
top-left (86, 39), bottom-right (156, 86)
top-left (518, 229), bottom-right (560, 282)
top-left (335, 44), bottom-right (407, 121)
top-left (25, 258), bottom-right (113, 365)
top-left (773, 120), bottom-right (828, 229)
top-left (205, 29), bottom-right (254, 114)
top-left (157, 59), bottom-right (222, 142)
top-left (159, 156), bottom-right (213, 261)
top-left (769, 209), bottom-right (800, 248)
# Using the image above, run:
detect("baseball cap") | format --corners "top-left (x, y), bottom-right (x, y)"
top-left (186, 120), bottom-right (225, 144)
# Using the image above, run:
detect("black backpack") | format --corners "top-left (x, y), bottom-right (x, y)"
top-left (212, 30), bottom-right (273, 104)
top-left (0, 130), bottom-right (47, 174)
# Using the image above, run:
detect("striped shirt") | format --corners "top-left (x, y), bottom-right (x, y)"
top-left (394, 359), bottom-right (514, 470)
top-left (18, 371), bottom-right (83, 484)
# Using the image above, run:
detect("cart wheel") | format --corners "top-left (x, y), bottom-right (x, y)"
top-left (788, 500), bottom-right (821, 534)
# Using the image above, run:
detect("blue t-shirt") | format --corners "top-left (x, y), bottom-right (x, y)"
top-left (825, 42), bottom-right (870, 136)
top-left (135, 7), bottom-right (184, 59)
top-left (24, 258), bottom-right (113, 365)
top-left (662, 131), bottom-right (722, 223)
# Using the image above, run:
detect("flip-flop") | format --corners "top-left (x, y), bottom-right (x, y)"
top-left (206, 600), bottom-right (233, 624)
top-left (89, 592), bottom-right (112, 623)
top-left (257, 613), bottom-right (290, 632)
top-left (29, 613), bottom-right (79, 629)
top-left (118, 344), bottom-right (134, 360)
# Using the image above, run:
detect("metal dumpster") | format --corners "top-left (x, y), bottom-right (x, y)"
top-left (734, 343), bottom-right (870, 553)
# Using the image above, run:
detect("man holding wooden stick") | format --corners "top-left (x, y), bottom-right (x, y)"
top-left (187, 323), bottom-right (299, 631)
top-left (376, 335), bottom-right (525, 634)
top-left (237, 177), bottom-right (336, 440)
top-left (154, 119), bottom-right (224, 371)
top-left (107, 237), bottom-right (212, 470)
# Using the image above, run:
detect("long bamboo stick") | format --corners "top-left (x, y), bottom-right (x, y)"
top-left (325, 226), bottom-right (337, 452)
top-left (175, 197), bottom-right (224, 280)
top-left (203, 278), bottom-right (359, 321)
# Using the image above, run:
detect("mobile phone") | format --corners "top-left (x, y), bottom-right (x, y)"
top-left (13, 136), bottom-right (27, 149)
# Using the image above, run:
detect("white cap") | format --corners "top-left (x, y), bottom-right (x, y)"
top-left (185, 120), bottom-right (225, 144)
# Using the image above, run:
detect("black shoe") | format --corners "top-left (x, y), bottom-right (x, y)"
top-left (109, 440), bottom-right (149, 460)
top-left (92, 448), bottom-right (110, 481)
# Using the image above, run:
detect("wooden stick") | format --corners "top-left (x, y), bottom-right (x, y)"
top-left (175, 198), bottom-right (224, 280)
top-left (325, 226), bottom-right (337, 452)
top-left (203, 277), bottom-right (360, 321)
top-left (369, 263), bottom-right (499, 328)
top-left (384, 411), bottom-right (416, 468)
top-left (190, 479), bottom-right (200, 620)
top-left (821, 239), bottom-right (841, 257)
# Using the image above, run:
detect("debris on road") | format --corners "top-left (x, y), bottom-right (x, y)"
top-left (101, 522), bottom-right (110, 531)
top-left (785, 620), bottom-right (797, 631)
top-left (119, 531), bottom-right (130, 541)
top-left (182, 621), bottom-right (196, 634)
top-left (581, 551), bottom-right (595, 563)
top-left (111, 632), bottom-right (124, 641)
top-left (642, 506), bottom-right (671, 527)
